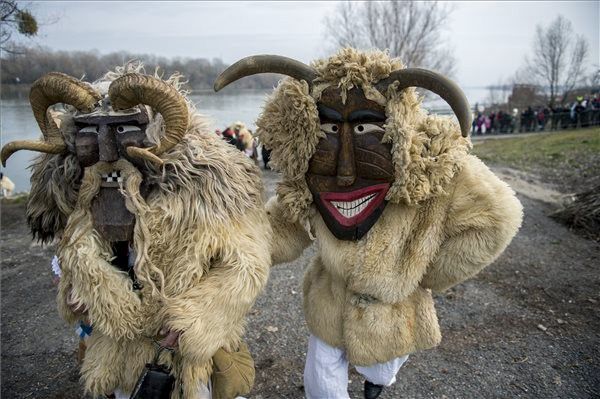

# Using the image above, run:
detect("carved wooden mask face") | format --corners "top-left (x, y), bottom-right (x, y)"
top-left (73, 109), bottom-right (151, 242)
top-left (73, 110), bottom-right (150, 168)
top-left (307, 87), bottom-right (394, 241)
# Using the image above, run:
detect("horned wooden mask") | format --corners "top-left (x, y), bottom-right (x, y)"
top-left (1, 72), bottom-right (189, 241)
top-left (215, 55), bottom-right (471, 240)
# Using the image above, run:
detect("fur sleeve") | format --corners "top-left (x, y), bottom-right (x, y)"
top-left (57, 234), bottom-right (143, 340)
top-left (420, 155), bottom-right (523, 292)
top-left (56, 268), bottom-right (79, 325)
top-left (163, 210), bottom-right (271, 366)
top-left (56, 266), bottom-right (142, 339)
top-left (266, 196), bottom-right (312, 265)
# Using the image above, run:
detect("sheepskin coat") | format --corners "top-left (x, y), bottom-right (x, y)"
top-left (259, 49), bottom-right (523, 366)
top-left (27, 68), bottom-right (271, 398)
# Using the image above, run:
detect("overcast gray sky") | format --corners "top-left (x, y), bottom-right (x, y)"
top-left (29, 1), bottom-right (600, 88)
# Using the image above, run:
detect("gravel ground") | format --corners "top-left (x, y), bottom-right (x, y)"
top-left (1, 168), bottom-right (599, 398)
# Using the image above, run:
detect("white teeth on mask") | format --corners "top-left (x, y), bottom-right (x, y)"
top-left (102, 171), bottom-right (122, 183)
top-left (330, 193), bottom-right (377, 219)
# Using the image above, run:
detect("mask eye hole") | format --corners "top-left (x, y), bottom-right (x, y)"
top-left (116, 125), bottom-right (142, 134)
top-left (320, 123), bottom-right (339, 134)
top-left (353, 123), bottom-right (384, 135)
top-left (79, 126), bottom-right (98, 134)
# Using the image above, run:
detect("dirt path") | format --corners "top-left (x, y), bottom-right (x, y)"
top-left (492, 167), bottom-right (569, 205)
top-left (1, 169), bottom-right (599, 398)
top-left (471, 132), bottom-right (554, 141)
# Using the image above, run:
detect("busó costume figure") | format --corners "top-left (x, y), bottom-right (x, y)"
top-left (214, 49), bottom-right (523, 399)
top-left (1, 65), bottom-right (271, 398)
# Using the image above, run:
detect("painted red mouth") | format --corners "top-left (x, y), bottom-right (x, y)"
top-left (320, 183), bottom-right (390, 227)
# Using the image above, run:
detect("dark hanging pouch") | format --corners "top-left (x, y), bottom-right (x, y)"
top-left (130, 344), bottom-right (175, 399)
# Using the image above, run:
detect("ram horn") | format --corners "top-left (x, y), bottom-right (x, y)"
top-left (108, 73), bottom-right (189, 166)
top-left (1, 72), bottom-right (102, 166)
top-left (1, 141), bottom-right (65, 167)
top-left (214, 55), bottom-right (317, 92)
top-left (376, 68), bottom-right (472, 137)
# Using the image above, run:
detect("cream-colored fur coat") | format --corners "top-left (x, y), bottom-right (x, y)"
top-left (268, 155), bottom-right (522, 366)
top-left (260, 49), bottom-right (523, 366)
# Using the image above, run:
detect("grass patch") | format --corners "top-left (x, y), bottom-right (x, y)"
top-left (0, 193), bottom-right (29, 205)
top-left (472, 127), bottom-right (599, 169)
top-left (472, 127), bottom-right (599, 192)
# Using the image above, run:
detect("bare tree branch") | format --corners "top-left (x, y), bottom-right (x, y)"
top-left (325, 2), bottom-right (363, 49)
top-left (522, 15), bottom-right (589, 106)
top-left (324, 0), bottom-right (456, 76)
top-left (0, 0), bottom-right (60, 54)
top-left (1, 0), bottom-right (36, 52)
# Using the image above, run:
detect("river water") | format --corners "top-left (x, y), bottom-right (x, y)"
top-left (1, 87), bottom-right (487, 192)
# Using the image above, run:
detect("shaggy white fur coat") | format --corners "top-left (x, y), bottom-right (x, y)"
top-left (27, 68), bottom-right (271, 398)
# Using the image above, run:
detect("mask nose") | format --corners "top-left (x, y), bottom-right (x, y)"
top-left (336, 123), bottom-right (356, 186)
top-left (97, 124), bottom-right (119, 162)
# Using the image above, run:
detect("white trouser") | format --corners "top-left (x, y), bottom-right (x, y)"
top-left (304, 334), bottom-right (408, 399)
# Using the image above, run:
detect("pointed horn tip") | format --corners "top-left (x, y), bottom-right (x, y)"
top-left (126, 146), bottom-right (164, 167)
top-left (1, 144), bottom-right (18, 167)
top-left (213, 80), bottom-right (224, 92)
top-left (1, 149), bottom-right (9, 167)
top-left (378, 68), bottom-right (472, 138)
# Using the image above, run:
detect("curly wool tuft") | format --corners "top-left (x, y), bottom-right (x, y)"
top-left (311, 47), bottom-right (403, 104)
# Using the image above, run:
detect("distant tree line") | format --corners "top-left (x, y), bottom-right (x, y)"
top-left (0, 47), bottom-right (280, 90)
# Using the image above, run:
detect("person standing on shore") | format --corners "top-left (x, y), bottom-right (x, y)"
top-left (0, 172), bottom-right (15, 197)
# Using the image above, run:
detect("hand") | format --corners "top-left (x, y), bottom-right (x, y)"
top-left (158, 328), bottom-right (181, 349)
top-left (211, 342), bottom-right (255, 399)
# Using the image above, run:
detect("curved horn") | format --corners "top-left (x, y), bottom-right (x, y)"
top-left (108, 73), bottom-right (189, 166)
top-left (30, 72), bottom-right (102, 141)
top-left (376, 68), bottom-right (472, 137)
top-left (1, 72), bottom-right (101, 166)
top-left (1, 141), bottom-right (66, 167)
top-left (214, 55), bottom-right (317, 92)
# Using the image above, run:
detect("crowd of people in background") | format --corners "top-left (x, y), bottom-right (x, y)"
top-left (472, 94), bottom-right (600, 135)
top-left (218, 94), bottom-right (600, 171)
top-left (216, 122), bottom-right (272, 169)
